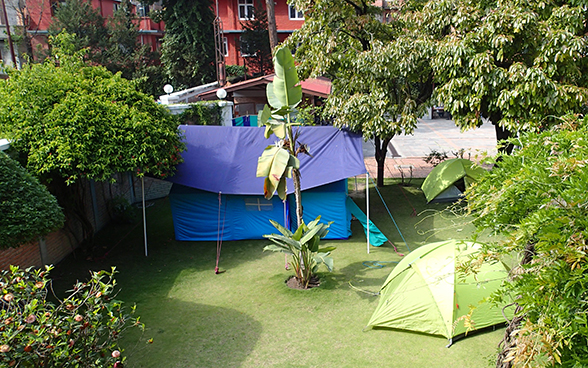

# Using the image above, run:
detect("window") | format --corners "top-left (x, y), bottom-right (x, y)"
top-left (245, 198), bottom-right (273, 211)
top-left (222, 37), bottom-right (228, 57)
top-left (137, 3), bottom-right (150, 17)
top-left (239, 36), bottom-right (255, 57)
top-left (113, 1), bottom-right (120, 12)
top-left (289, 5), bottom-right (303, 20)
top-left (50, 0), bottom-right (66, 16)
top-left (238, 0), bottom-right (254, 20)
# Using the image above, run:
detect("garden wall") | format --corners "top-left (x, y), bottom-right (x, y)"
top-left (0, 174), bottom-right (172, 270)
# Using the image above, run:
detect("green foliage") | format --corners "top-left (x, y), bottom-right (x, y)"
top-left (109, 195), bottom-right (137, 224)
top-left (0, 266), bottom-right (143, 367)
top-left (419, 0), bottom-right (588, 132)
top-left (239, 3), bottom-right (273, 76)
top-left (256, 46), bottom-right (303, 202)
top-left (0, 152), bottom-right (64, 249)
top-left (49, 0), bottom-right (164, 97)
top-left (49, 0), bottom-right (109, 59)
top-left (226, 65), bottom-right (247, 78)
top-left (423, 149), bottom-right (448, 167)
top-left (159, 0), bottom-right (217, 90)
top-left (286, 0), bottom-right (434, 186)
top-left (264, 217), bottom-right (334, 288)
top-left (0, 34), bottom-right (185, 184)
top-left (177, 102), bottom-right (223, 125)
top-left (466, 115), bottom-right (588, 366)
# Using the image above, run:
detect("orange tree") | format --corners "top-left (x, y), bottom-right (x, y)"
top-left (0, 34), bottom-right (184, 247)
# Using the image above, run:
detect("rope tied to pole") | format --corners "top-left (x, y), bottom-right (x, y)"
top-left (215, 192), bottom-right (227, 274)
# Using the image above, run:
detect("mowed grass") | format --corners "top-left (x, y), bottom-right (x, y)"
top-left (51, 178), bottom-right (503, 368)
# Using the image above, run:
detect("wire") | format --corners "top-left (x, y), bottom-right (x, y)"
top-left (348, 281), bottom-right (380, 296)
top-left (368, 175), bottom-right (412, 252)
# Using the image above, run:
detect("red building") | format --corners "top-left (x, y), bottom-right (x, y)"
top-left (214, 0), bottom-right (304, 67)
top-left (25, 0), bottom-right (163, 55)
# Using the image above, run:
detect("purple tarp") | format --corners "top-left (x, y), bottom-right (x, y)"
top-left (168, 125), bottom-right (366, 195)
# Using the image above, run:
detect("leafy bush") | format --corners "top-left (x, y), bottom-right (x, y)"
top-left (0, 152), bottom-right (64, 249)
top-left (0, 266), bottom-right (144, 367)
top-left (177, 103), bottom-right (222, 126)
top-left (465, 115), bottom-right (588, 366)
top-left (225, 65), bottom-right (247, 78)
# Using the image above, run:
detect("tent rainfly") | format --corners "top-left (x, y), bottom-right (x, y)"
top-left (421, 158), bottom-right (486, 203)
top-left (167, 125), bottom-right (380, 242)
top-left (366, 240), bottom-right (512, 346)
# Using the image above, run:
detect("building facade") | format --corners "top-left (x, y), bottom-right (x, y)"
top-left (23, 0), bottom-right (163, 57)
top-left (215, 0), bottom-right (304, 67)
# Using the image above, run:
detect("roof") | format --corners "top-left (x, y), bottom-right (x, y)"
top-left (197, 75), bottom-right (332, 100)
top-left (168, 125), bottom-right (366, 195)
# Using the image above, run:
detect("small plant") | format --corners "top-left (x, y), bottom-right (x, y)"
top-left (109, 195), bottom-right (137, 224)
top-left (423, 149), bottom-right (448, 167)
top-left (452, 148), bottom-right (471, 160)
top-left (0, 265), bottom-right (144, 367)
top-left (263, 217), bottom-right (335, 289)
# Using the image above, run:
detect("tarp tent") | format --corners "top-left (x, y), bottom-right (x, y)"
top-left (168, 125), bottom-right (368, 241)
top-left (421, 158), bottom-right (486, 203)
top-left (366, 240), bottom-right (511, 344)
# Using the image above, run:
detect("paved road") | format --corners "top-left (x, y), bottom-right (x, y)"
top-left (362, 117), bottom-right (497, 158)
top-left (361, 117), bottom-right (498, 178)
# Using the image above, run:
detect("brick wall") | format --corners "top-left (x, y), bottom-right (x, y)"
top-left (0, 174), bottom-right (173, 270)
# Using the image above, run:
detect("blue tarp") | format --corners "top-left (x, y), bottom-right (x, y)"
top-left (168, 126), bottom-right (366, 194)
top-left (167, 125), bottom-right (367, 241)
top-left (346, 197), bottom-right (388, 247)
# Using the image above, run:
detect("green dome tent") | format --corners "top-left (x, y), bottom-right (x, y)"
top-left (421, 158), bottom-right (486, 203)
top-left (366, 240), bottom-right (512, 345)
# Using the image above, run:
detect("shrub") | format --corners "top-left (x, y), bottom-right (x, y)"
top-left (0, 152), bottom-right (64, 249)
top-left (0, 266), bottom-right (144, 367)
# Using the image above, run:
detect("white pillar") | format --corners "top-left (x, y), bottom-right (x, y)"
top-left (142, 176), bottom-right (148, 257)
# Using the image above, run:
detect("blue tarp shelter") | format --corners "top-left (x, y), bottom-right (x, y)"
top-left (168, 125), bottom-right (369, 241)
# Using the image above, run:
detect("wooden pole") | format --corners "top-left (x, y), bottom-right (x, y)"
top-left (266, 0), bottom-right (278, 51)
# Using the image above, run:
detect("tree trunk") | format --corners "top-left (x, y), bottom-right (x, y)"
top-left (494, 123), bottom-right (515, 155)
top-left (374, 136), bottom-right (392, 187)
top-left (495, 243), bottom-right (536, 368)
top-left (265, 0), bottom-right (278, 51)
top-left (292, 168), bottom-right (303, 227)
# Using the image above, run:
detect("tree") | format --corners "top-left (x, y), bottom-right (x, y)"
top-left (464, 115), bottom-right (588, 367)
top-left (256, 47), bottom-right (334, 288)
top-left (0, 151), bottom-right (64, 249)
top-left (240, 2), bottom-right (273, 76)
top-left (158, 0), bottom-right (217, 89)
top-left (48, 0), bottom-right (109, 62)
top-left (0, 265), bottom-right (144, 367)
top-left (48, 0), bottom-right (164, 97)
top-left (418, 0), bottom-right (588, 145)
top-left (0, 33), bottom-right (185, 247)
top-left (285, 0), bottom-right (434, 186)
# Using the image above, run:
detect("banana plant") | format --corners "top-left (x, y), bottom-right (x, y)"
top-left (264, 217), bottom-right (335, 288)
top-left (256, 46), bottom-right (306, 227)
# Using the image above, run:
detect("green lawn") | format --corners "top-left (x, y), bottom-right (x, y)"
top-left (52, 179), bottom-right (503, 367)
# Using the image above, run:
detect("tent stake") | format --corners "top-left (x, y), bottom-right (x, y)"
top-left (142, 176), bottom-right (148, 257)
top-left (366, 173), bottom-right (370, 254)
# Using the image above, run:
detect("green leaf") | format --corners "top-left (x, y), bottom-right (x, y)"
top-left (267, 47), bottom-right (302, 109)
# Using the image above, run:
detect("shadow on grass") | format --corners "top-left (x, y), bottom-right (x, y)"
top-left (123, 299), bottom-right (262, 368)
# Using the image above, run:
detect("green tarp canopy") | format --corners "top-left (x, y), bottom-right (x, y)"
top-left (366, 240), bottom-right (512, 343)
top-left (421, 158), bottom-right (486, 203)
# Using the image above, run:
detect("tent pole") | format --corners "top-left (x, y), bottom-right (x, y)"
top-left (142, 176), bottom-right (148, 257)
top-left (366, 173), bottom-right (370, 254)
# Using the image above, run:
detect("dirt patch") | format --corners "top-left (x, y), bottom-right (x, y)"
top-left (285, 275), bottom-right (320, 290)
